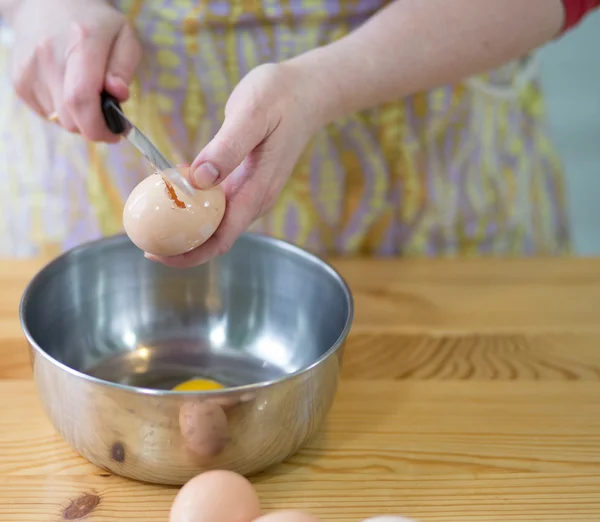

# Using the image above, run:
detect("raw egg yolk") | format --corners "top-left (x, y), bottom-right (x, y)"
top-left (172, 378), bottom-right (225, 392)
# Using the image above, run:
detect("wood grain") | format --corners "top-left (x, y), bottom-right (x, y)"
top-left (336, 257), bottom-right (600, 332)
top-left (2, 258), bottom-right (600, 520)
top-left (2, 473), bottom-right (600, 521)
top-left (341, 332), bottom-right (600, 380)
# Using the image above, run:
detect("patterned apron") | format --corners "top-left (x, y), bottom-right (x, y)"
top-left (0, 0), bottom-right (570, 258)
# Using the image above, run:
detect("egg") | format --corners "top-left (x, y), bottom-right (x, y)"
top-left (253, 511), bottom-right (322, 522)
top-left (169, 470), bottom-right (261, 522)
top-left (173, 378), bottom-right (225, 392)
top-left (123, 167), bottom-right (226, 257)
top-left (179, 401), bottom-right (230, 458)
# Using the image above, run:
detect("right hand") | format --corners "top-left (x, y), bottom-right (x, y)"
top-left (9, 0), bottom-right (142, 142)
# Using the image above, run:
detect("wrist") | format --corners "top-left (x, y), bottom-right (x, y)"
top-left (282, 48), bottom-right (349, 129)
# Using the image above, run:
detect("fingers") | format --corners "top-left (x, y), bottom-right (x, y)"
top-left (61, 22), bottom-right (140, 139)
top-left (37, 39), bottom-right (78, 132)
top-left (106, 23), bottom-right (142, 96)
top-left (105, 74), bottom-right (130, 102)
top-left (63, 22), bottom-right (120, 142)
top-left (63, 23), bottom-right (117, 142)
top-left (10, 46), bottom-right (51, 120)
top-left (189, 108), bottom-right (273, 189)
top-left (154, 127), bottom-right (296, 269)
top-left (150, 166), bottom-right (262, 268)
top-left (151, 198), bottom-right (253, 269)
top-left (48, 77), bottom-right (78, 133)
top-left (10, 3), bottom-right (142, 141)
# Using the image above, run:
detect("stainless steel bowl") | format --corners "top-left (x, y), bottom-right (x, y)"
top-left (20, 233), bottom-right (353, 485)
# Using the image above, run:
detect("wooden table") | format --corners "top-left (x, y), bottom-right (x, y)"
top-left (1, 257), bottom-right (600, 521)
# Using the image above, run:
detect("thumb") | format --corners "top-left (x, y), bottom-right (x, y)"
top-left (105, 23), bottom-right (142, 100)
top-left (190, 110), bottom-right (271, 189)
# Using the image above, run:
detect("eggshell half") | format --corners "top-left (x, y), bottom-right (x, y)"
top-left (123, 167), bottom-right (225, 257)
top-left (169, 470), bottom-right (261, 522)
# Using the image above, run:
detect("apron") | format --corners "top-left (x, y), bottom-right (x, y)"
top-left (0, 0), bottom-right (570, 258)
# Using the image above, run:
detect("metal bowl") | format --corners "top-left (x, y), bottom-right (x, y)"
top-left (20, 233), bottom-right (353, 485)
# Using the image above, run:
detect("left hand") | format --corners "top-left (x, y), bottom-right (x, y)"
top-left (152, 62), bottom-right (324, 268)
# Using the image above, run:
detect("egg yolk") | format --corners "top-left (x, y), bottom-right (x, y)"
top-left (172, 378), bottom-right (225, 392)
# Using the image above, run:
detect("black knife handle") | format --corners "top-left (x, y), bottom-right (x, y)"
top-left (101, 90), bottom-right (126, 135)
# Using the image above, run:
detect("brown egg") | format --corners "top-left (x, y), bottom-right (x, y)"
top-left (253, 511), bottom-right (322, 522)
top-left (123, 167), bottom-right (225, 257)
top-left (179, 401), bottom-right (230, 459)
top-left (169, 470), bottom-right (261, 522)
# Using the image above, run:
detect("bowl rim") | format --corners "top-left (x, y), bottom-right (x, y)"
top-left (19, 232), bottom-right (354, 397)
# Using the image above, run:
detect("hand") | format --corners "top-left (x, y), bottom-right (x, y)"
top-left (9, 0), bottom-right (142, 142)
top-left (153, 62), bottom-right (326, 268)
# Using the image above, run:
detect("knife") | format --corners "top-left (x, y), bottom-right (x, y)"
top-left (100, 91), bottom-right (195, 197)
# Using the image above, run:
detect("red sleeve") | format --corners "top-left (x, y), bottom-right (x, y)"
top-left (561, 0), bottom-right (600, 33)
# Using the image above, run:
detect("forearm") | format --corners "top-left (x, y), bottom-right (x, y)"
top-left (289, 0), bottom-right (566, 125)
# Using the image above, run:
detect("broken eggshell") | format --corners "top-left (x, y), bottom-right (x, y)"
top-left (123, 167), bottom-right (226, 257)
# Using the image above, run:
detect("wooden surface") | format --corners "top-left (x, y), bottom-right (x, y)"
top-left (2, 257), bottom-right (600, 521)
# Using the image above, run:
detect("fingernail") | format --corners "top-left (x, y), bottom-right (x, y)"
top-left (106, 74), bottom-right (127, 89)
top-left (192, 162), bottom-right (219, 188)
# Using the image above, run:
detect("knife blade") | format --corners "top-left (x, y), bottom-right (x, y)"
top-left (100, 91), bottom-right (195, 197)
